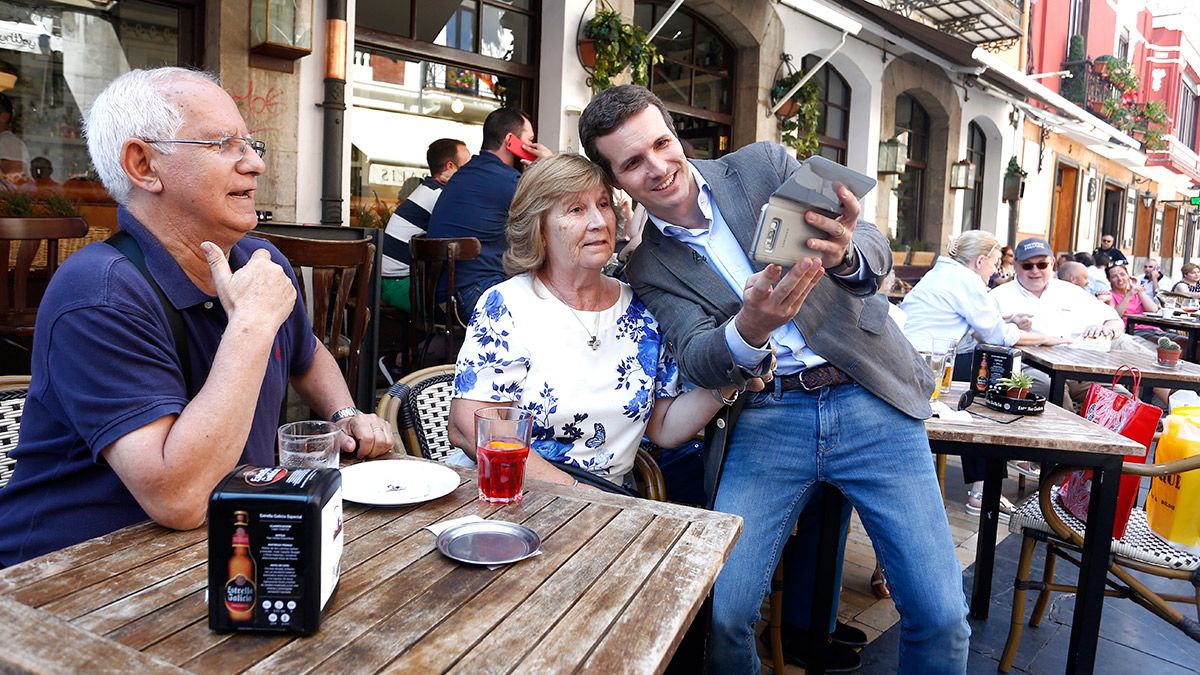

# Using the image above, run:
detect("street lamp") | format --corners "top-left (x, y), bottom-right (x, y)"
top-left (878, 136), bottom-right (908, 175)
top-left (949, 159), bottom-right (975, 190)
top-left (1142, 190), bottom-right (1155, 209)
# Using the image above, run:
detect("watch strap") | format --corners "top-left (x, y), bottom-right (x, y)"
top-left (330, 407), bottom-right (362, 423)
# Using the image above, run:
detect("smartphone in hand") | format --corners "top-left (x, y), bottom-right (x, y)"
top-left (750, 156), bottom-right (877, 267)
top-left (505, 134), bottom-right (538, 162)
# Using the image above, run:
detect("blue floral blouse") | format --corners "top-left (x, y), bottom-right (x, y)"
top-left (454, 274), bottom-right (681, 480)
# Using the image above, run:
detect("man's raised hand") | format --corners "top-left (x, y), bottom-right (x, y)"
top-left (734, 258), bottom-right (824, 347)
top-left (201, 241), bottom-right (296, 332)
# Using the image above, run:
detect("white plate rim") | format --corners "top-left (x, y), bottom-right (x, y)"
top-left (340, 460), bottom-right (462, 505)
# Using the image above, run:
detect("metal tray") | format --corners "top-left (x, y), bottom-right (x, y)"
top-left (436, 520), bottom-right (541, 566)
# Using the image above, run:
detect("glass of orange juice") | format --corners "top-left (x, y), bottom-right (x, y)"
top-left (475, 407), bottom-right (533, 504)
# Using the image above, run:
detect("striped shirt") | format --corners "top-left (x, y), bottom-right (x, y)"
top-left (381, 177), bottom-right (443, 278)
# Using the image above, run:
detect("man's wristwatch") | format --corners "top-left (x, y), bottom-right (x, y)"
top-left (330, 407), bottom-right (362, 424)
top-left (827, 247), bottom-right (856, 276)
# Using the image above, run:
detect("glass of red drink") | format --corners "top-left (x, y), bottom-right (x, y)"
top-left (474, 407), bottom-right (533, 504)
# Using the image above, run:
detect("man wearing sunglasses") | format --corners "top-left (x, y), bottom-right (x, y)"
top-left (0, 68), bottom-right (394, 566)
top-left (1094, 233), bottom-right (1128, 265)
top-left (991, 238), bottom-right (1134, 400)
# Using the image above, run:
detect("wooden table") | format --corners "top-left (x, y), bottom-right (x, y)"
top-left (925, 383), bottom-right (1144, 674)
top-left (1020, 344), bottom-right (1200, 406)
top-left (0, 462), bottom-right (741, 674)
top-left (1124, 312), bottom-right (1200, 362)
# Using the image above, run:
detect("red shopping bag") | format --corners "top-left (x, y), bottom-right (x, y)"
top-left (1059, 366), bottom-right (1160, 539)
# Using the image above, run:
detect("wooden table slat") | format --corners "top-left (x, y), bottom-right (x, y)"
top-left (583, 518), bottom-right (742, 673)
top-left (511, 514), bottom-right (691, 673)
top-left (441, 508), bottom-right (662, 675)
top-left (0, 596), bottom-right (185, 674)
top-left (243, 494), bottom-right (601, 675)
top-left (1021, 344), bottom-right (1200, 381)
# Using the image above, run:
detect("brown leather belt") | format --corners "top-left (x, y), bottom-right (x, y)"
top-left (778, 364), bottom-right (854, 392)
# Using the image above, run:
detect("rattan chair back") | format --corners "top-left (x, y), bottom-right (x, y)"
top-left (0, 376), bottom-right (31, 489)
top-left (376, 365), bottom-right (457, 462)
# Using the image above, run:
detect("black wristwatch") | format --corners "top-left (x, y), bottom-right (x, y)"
top-left (827, 247), bottom-right (857, 276)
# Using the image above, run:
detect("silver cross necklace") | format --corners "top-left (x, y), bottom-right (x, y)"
top-left (539, 276), bottom-right (604, 351)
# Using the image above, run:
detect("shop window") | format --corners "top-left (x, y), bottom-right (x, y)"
top-left (801, 55), bottom-right (850, 165)
top-left (348, 46), bottom-right (531, 227)
top-left (357, 0), bottom-right (536, 66)
top-left (894, 93), bottom-right (930, 245)
top-left (0, 0), bottom-right (202, 194)
top-left (634, 1), bottom-right (733, 157)
top-left (962, 121), bottom-right (986, 231)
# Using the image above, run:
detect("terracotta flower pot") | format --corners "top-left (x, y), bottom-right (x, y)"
top-left (577, 39), bottom-right (597, 70)
top-left (1007, 387), bottom-right (1029, 400)
top-left (1157, 347), bottom-right (1182, 367)
top-left (774, 98), bottom-right (800, 119)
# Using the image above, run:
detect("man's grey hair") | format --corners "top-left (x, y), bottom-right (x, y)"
top-left (578, 85), bottom-right (676, 182)
top-left (83, 67), bottom-right (220, 205)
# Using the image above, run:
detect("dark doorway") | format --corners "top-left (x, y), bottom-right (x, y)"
top-left (1100, 184), bottom-right (1126, 245)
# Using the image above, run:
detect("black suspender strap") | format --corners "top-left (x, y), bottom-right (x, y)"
top-left (105, 231), bottom-right (193, 394)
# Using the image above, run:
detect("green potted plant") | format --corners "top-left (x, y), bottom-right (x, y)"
top-left (1002, 156), bottom-right (1026, 203)
top-left (770, 67), bottom-right (821, 158)
top-left (0, 189), bottom-right (79, 219)
top-left (580, 3), bottom-right (660, 90)
top-left (1156, 336), bottom-right (1182, 367)
top-left (997, 372), bottom-right (1036, 400)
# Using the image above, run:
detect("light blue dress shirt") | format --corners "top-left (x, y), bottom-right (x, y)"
top-left (648, 163), bottom-right (864, 375)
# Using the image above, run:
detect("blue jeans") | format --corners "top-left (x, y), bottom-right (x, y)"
top-left (708, 383), bottom-right (970, 673)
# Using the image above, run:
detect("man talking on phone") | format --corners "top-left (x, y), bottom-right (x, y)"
top-left (426, 107), bottom-right (552, 315)
top-left (580, 86), bottom-right (968, 673)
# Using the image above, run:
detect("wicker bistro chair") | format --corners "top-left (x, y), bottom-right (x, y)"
top-left (999, 462), bottom-right (1200, 671)
top-left (0, 376), bottom-right (32, 489)
top-left (375, 364), bottom-right (666, 501)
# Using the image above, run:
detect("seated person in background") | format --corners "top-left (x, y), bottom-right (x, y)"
top-left (448, 154), bottom-right (747, 488)
top-left (992, 238), bottom-right (1149, 403)
top-left (1171, 262), bottom-right (1200, 298)
top-left (1095, 233), bottom-right (1128, 265)
top-left (988, 245), bottom-right (1015, 287)
top-left (1078, 251), bottom-right (1112, 295)
top-left (903, 231), bottom-right (1067, 516)
top-left (426, 108), bottom-right (552, 316)
top-left (1057, 260), bottom-right (1091, 289)
top-left (0, 68), bottom-right (393, 567)
top-left (1107, 261), bottom-right (1164, 340)
top-left (1140, 256), bottom-right (1171, 299)
top-left (1056, 252), bottom-right (1073, 268)
top-left (379, 138), bottom-right (471, 312)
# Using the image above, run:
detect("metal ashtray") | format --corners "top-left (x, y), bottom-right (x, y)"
top-left (436, 520), bottom-right (541, 566)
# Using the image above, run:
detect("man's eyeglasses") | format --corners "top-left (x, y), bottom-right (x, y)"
top-left (1020, 261), bottom-right (1050, 271)
top-left (144, 136), bottom-right (267, 160)
top-left (956, 391), bottom-right (1023, 424)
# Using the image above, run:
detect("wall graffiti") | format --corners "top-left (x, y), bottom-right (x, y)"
top-left (229, 80), bottom-right (285, 135)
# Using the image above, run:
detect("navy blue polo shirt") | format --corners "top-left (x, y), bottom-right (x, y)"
top-left (425, 152), bottom-right (520, 303)
top-left (0, 208), bottom-right (317, 566)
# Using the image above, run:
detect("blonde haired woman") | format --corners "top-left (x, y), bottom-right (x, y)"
top-left (901, 230), bottom-right (1066, 516)
top-left (448, 154), bottom-right (751, 490)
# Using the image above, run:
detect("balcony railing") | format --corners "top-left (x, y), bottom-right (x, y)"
top-left (1060, 59), bottom-right (1122, 122)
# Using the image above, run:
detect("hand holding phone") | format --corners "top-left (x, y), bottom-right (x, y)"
top-left (505, 134), bottom-right (538, 162)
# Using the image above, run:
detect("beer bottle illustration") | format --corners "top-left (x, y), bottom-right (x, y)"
top-left (975, 359), bottom-right (990, 393)
top-left (224, 511), bottom-right (256, 622)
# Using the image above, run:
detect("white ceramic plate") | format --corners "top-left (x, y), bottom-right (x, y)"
top-left (340, 460), bottom-right (462, 506)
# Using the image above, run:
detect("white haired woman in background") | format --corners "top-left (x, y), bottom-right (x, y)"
top-left (901, 230), bottom-right (1067, 516)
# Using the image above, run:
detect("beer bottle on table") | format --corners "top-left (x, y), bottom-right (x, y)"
top-left (224, 511), bottom-right (255, 622)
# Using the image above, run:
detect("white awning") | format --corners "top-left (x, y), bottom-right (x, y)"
top-left (349, 105), bottom-right (483, 169)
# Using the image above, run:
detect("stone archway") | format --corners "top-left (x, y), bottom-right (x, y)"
top-left (878, 55), bottom-right (963, 251)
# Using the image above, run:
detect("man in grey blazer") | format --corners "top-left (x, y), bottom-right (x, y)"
top-left (581, 86), bottom-right (968, 673)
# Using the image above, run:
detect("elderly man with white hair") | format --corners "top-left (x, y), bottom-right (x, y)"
top-left (0, 68), bottom-right (393, 567)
